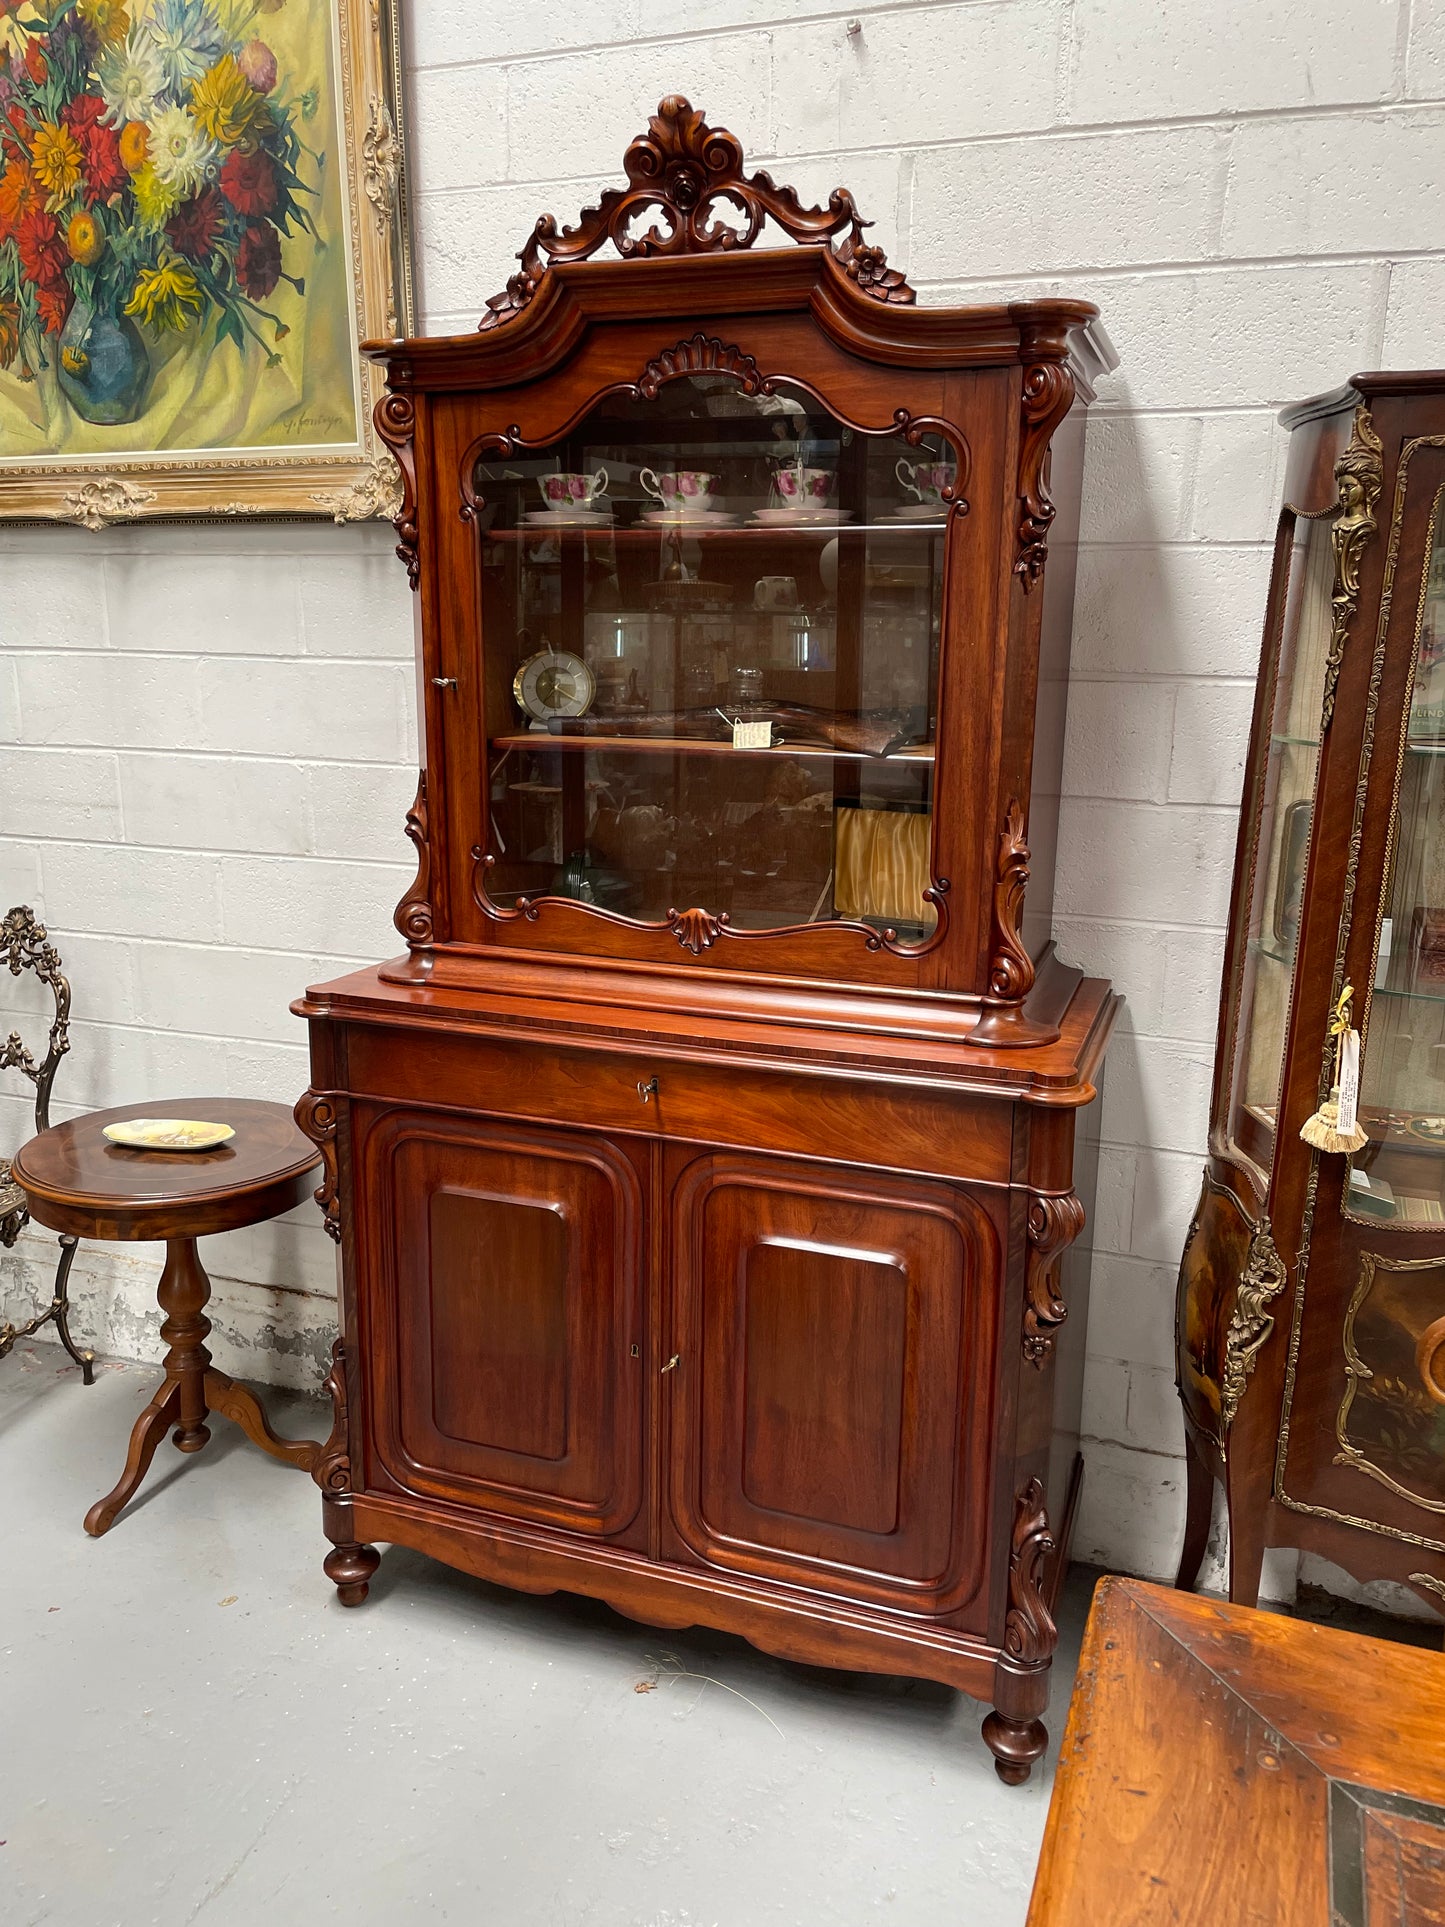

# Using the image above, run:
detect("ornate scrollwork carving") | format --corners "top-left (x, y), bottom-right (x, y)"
top-left (987, 801), bottom-right (1035, 1003)
top-left (1219, 1217), bottom-right (1288, 1431)
top-left (1015, 360), bottom-right (1075, 589)
top-left (361, 96), bottom-right (400, 240)
top-left (393, 771), bottom-right (433, 947)
top-left (372, 388), bottom-right (419, 588)
top-left (478, 94), bottom-right (914, 330)
top-left (1320, 405), bottom-right (1385, 729)
top-left (61, 476), bottom-right (157, 530)
top-left (313, 1338), bottom-right (352, 1496)
top-left (1003, 1478), bottom-right (1058, 1665)
top-left (294, 1091), bottom-right (343, 1244)
top-left (637, 334), bottom-right (768, 400)
top-left (1024, 1192), bottom-right (1087, 1367)
top-left (311, 455), bottom-right (403, 524)
top-left (472, 849), bottom-right (948, 959)
top-left (667, 907), bottom-right (721, 956)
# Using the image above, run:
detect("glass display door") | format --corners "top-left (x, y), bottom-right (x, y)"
top-left (469, 374), bottom-right (956, 944)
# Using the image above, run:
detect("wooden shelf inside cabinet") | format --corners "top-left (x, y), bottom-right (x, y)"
top-left (492, 731), bottom-right (936, 763)
top-left (481, 521), bottom-right (950, 544)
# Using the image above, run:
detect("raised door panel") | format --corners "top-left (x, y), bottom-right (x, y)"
top-left (355, 1106), bottom-right (646, 1540)
top-left (663, 1150), bottom-right (999, 1619)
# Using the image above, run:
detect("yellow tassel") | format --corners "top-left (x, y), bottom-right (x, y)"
top-left (1299, 1089), bottom-right (1369, 1154)
top-left (1300, 983), bottom-right (1369, 1153)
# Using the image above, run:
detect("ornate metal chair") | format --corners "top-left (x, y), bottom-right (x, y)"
top-left (0, 907), bottom-right (95, 1382)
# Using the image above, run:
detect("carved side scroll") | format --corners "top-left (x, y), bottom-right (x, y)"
top-left (1024, 1193), bottom-right (1087, 1367)
top-left (479, 94), bottom-right (914, 330)
top-left (294, 1091), bottom-right (343, 1244)
top-left (988, 801), bottom-right (1035, 1003)
top-left (393, 771), bottom-right (433, 947)
top-left (1321, 405), bottom-right (1385, 729)
top-left (1219, 1217), bottom-right (1288, 1431)
top-left (1015, 360), bottom-right (1076, 590)
top-left (1003, 1479), bottom-right (1058, 1665)
top-left (313, 1338), bottom-right (352, 1496)
top-left (373, 388), bottom-right (419, 589)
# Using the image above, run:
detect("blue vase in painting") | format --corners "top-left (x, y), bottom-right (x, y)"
top-left (57, 299), bottom-right (151, 426)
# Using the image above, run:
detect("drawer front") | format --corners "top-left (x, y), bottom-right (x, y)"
top-left (343, 1025), bottom-right (1012, 1185)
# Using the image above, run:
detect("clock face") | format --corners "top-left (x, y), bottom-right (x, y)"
top-left (514, 649), bottom-right (595, 722)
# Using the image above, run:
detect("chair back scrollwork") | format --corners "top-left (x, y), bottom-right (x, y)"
top-left (1, 906), bottom-right (73, 1249)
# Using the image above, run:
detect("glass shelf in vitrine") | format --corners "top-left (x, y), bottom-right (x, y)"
top-left (474, 373), bottom-right (954, 940)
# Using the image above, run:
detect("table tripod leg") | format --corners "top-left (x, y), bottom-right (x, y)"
top-left (84, 1379), bottom-right (181, 1536)
top-left (205, 1369), bottom-right (320, 1472)
top-left (158, 1238), bottom-right (213, 1453)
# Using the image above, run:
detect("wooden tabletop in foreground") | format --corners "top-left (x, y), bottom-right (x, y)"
top-left (1027, 1576), bottom-right (1445, 1926)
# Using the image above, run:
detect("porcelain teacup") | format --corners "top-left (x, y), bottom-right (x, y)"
top-left (538, 468), bottom-right (608, 511)
top-left (772, 463), bottom-right (833, 506)
top-left (640, 468), bottom-right (717, 515)
top-left (895, 458), bottom-right (956, 505)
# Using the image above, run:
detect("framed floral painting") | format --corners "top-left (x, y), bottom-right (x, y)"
top-left (0, 0), bottom-right (411, 525)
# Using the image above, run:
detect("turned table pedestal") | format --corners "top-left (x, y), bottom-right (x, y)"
top-left (12, 1097), bottom-right (325, 1535)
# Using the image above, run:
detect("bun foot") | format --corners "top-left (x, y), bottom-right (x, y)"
top-left (983, 1709), bottom-right (1047, 1785)
top-left (172, 1421), bottom-right (211, 1453)
top-left (324, 1541), bottom-right (380, 1606)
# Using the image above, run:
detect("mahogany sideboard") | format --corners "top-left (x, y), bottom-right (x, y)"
top-left (294, 96), bottom-right (1119, 1782)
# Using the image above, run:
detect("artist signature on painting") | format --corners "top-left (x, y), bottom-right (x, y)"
top-left (279, 411), bottom-right (348, 437)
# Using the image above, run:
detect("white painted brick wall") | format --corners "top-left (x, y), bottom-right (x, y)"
top-left (4, 0), bottom-right (1442, 1593)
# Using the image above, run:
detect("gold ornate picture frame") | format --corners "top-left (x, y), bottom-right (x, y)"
top-left (0, 0), bottom-right (412, 527)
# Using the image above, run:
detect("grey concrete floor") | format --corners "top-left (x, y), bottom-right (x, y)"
top-left (1, 1342), bottom-right (1091, 1927)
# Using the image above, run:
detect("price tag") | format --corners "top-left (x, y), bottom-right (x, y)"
top-left (1337, 1028), bottom-right (1361, 1137)
top-left (733, 719), bottom-right (772, 750)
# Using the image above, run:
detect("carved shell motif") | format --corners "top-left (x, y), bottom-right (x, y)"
top-left (479, 95), bottom-right (914, 330)
top-left (667, 907), bottom-right (721, 956)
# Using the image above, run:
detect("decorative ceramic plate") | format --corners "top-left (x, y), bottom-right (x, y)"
top-left (880, 504), bottom-right (950, 523)
top-left (102, 1119), bottom-right (236, 1152)
top-left (1406, 1116), bottom-right (1445, 1143)
top-left (522, 509), bottom-right (613, 527)
top-left (640, 510), bottom-right (740, 527)
top-left (749, 508), bottom-right (852, 527)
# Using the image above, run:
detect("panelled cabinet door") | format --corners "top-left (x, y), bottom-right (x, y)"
top-left (661, 1149), bottom-right (1000, 1621)
top-left (355, 1106), bottom-right (647, 1541)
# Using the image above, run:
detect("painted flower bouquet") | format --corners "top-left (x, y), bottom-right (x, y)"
top-left (0, 0), bottom-right (318, 424)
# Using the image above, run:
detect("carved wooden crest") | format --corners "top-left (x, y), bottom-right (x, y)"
top-left (479, 95), bottom-right (915, 330)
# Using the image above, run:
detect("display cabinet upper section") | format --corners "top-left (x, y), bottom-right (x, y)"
top-left (360, 98), bottom-right (1116, 1044)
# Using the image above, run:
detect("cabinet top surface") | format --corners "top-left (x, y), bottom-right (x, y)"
top-left (295, 955), bottom-right (1120, 1105)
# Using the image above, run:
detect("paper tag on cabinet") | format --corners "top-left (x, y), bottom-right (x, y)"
top-left (1337, 1028), bottom-right (1361, 1137)
top-left (733, 719), bottom-right (772, 749)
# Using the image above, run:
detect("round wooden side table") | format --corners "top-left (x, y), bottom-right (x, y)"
top-left (12, 1097), bottom-right (325, 1536)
